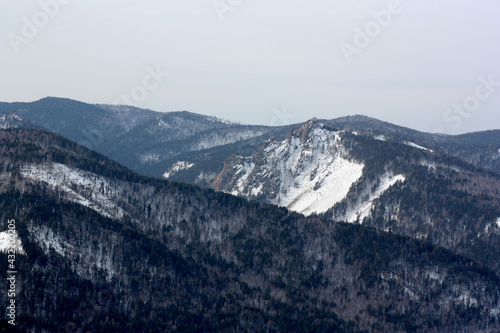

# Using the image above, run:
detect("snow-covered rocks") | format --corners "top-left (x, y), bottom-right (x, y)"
top-left (214, 120), bottom-right (365, 216)
top-left (163, 161), bottom-right (195, 179)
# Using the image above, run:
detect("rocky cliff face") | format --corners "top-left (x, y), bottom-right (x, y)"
top-left (213, 119), bottom-right (365, 216)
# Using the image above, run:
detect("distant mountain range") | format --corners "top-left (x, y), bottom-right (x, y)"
top-left (1, 97), bottom-right (499, 331)
top-left (1, 98), bottom-right (499, 180)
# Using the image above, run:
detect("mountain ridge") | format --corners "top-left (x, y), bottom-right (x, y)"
top-left (1, 98), bottom-right (499, 277)
top-left (212, 119), bottom-right (500, 276)
top-left (1, 128), bottom-right (499, 332)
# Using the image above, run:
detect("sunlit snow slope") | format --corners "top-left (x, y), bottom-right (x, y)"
top-left (214, 119), bottom-right (364, 216)
top-left (345, 174), bottom-right (405, 222)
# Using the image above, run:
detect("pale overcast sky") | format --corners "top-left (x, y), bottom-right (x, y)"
top-left (1, 0), bottom-right (499, 134)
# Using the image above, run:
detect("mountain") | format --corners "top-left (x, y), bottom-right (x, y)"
top-left (1, 128), bottom-right (499, 332)
top-left (321, 115), bottom-right (500, 175)
top-left (212, 119), bottom-right (500, 276)
top-left (213, 119), bottom-right (365, 215)
top-left (96, 110), bottom-right (286, 177)
top-left (0, 98), bottom-right (291, 182)
top-left (158, 115), bottom-right (499, 189)
top-left (0, 97), bottom-right (159, 149)
top-left (1, 97), bottom-right (499, 275)
top-left (2, 98), bottom-right (498, 178)
top-left (435, 130), bottom-right (500, 175)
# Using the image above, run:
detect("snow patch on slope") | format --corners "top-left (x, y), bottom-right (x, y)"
top-left (286, 157), bottom-right (363, 216)
top-left (157, 118), bottom-right (171, 129)
top-left (0, 231), bottom-right (25, 254)
top-left (346, 174), bottom-right (405, 223)
top-left (163, 161), bottom-right (195, 179)
top-left (229, 160), bottom-right (256, 196)
top-left (268, 128), bottom-right (365, 216)
top-left (20, 163), bottom-right (125, 220)
top-left (195, 171), bottom-right (218, 185)
top-left (420, 160), bottom-right (437, 171)
top-left (219, 125), bottom-right (364, 216)
top-left (405, 141), bottom-right (433, 152)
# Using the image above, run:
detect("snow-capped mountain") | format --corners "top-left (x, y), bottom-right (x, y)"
top-left (213, 119), bottom-right (366, 216)
top-left (212, 119), bottom-right (408, 219)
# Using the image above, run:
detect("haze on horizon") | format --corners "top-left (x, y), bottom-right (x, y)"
top-left (1, 0), bottom-right (499, 134)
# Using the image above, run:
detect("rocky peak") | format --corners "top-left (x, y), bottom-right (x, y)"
top-left (287, 118), bottom-right (321, 142)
